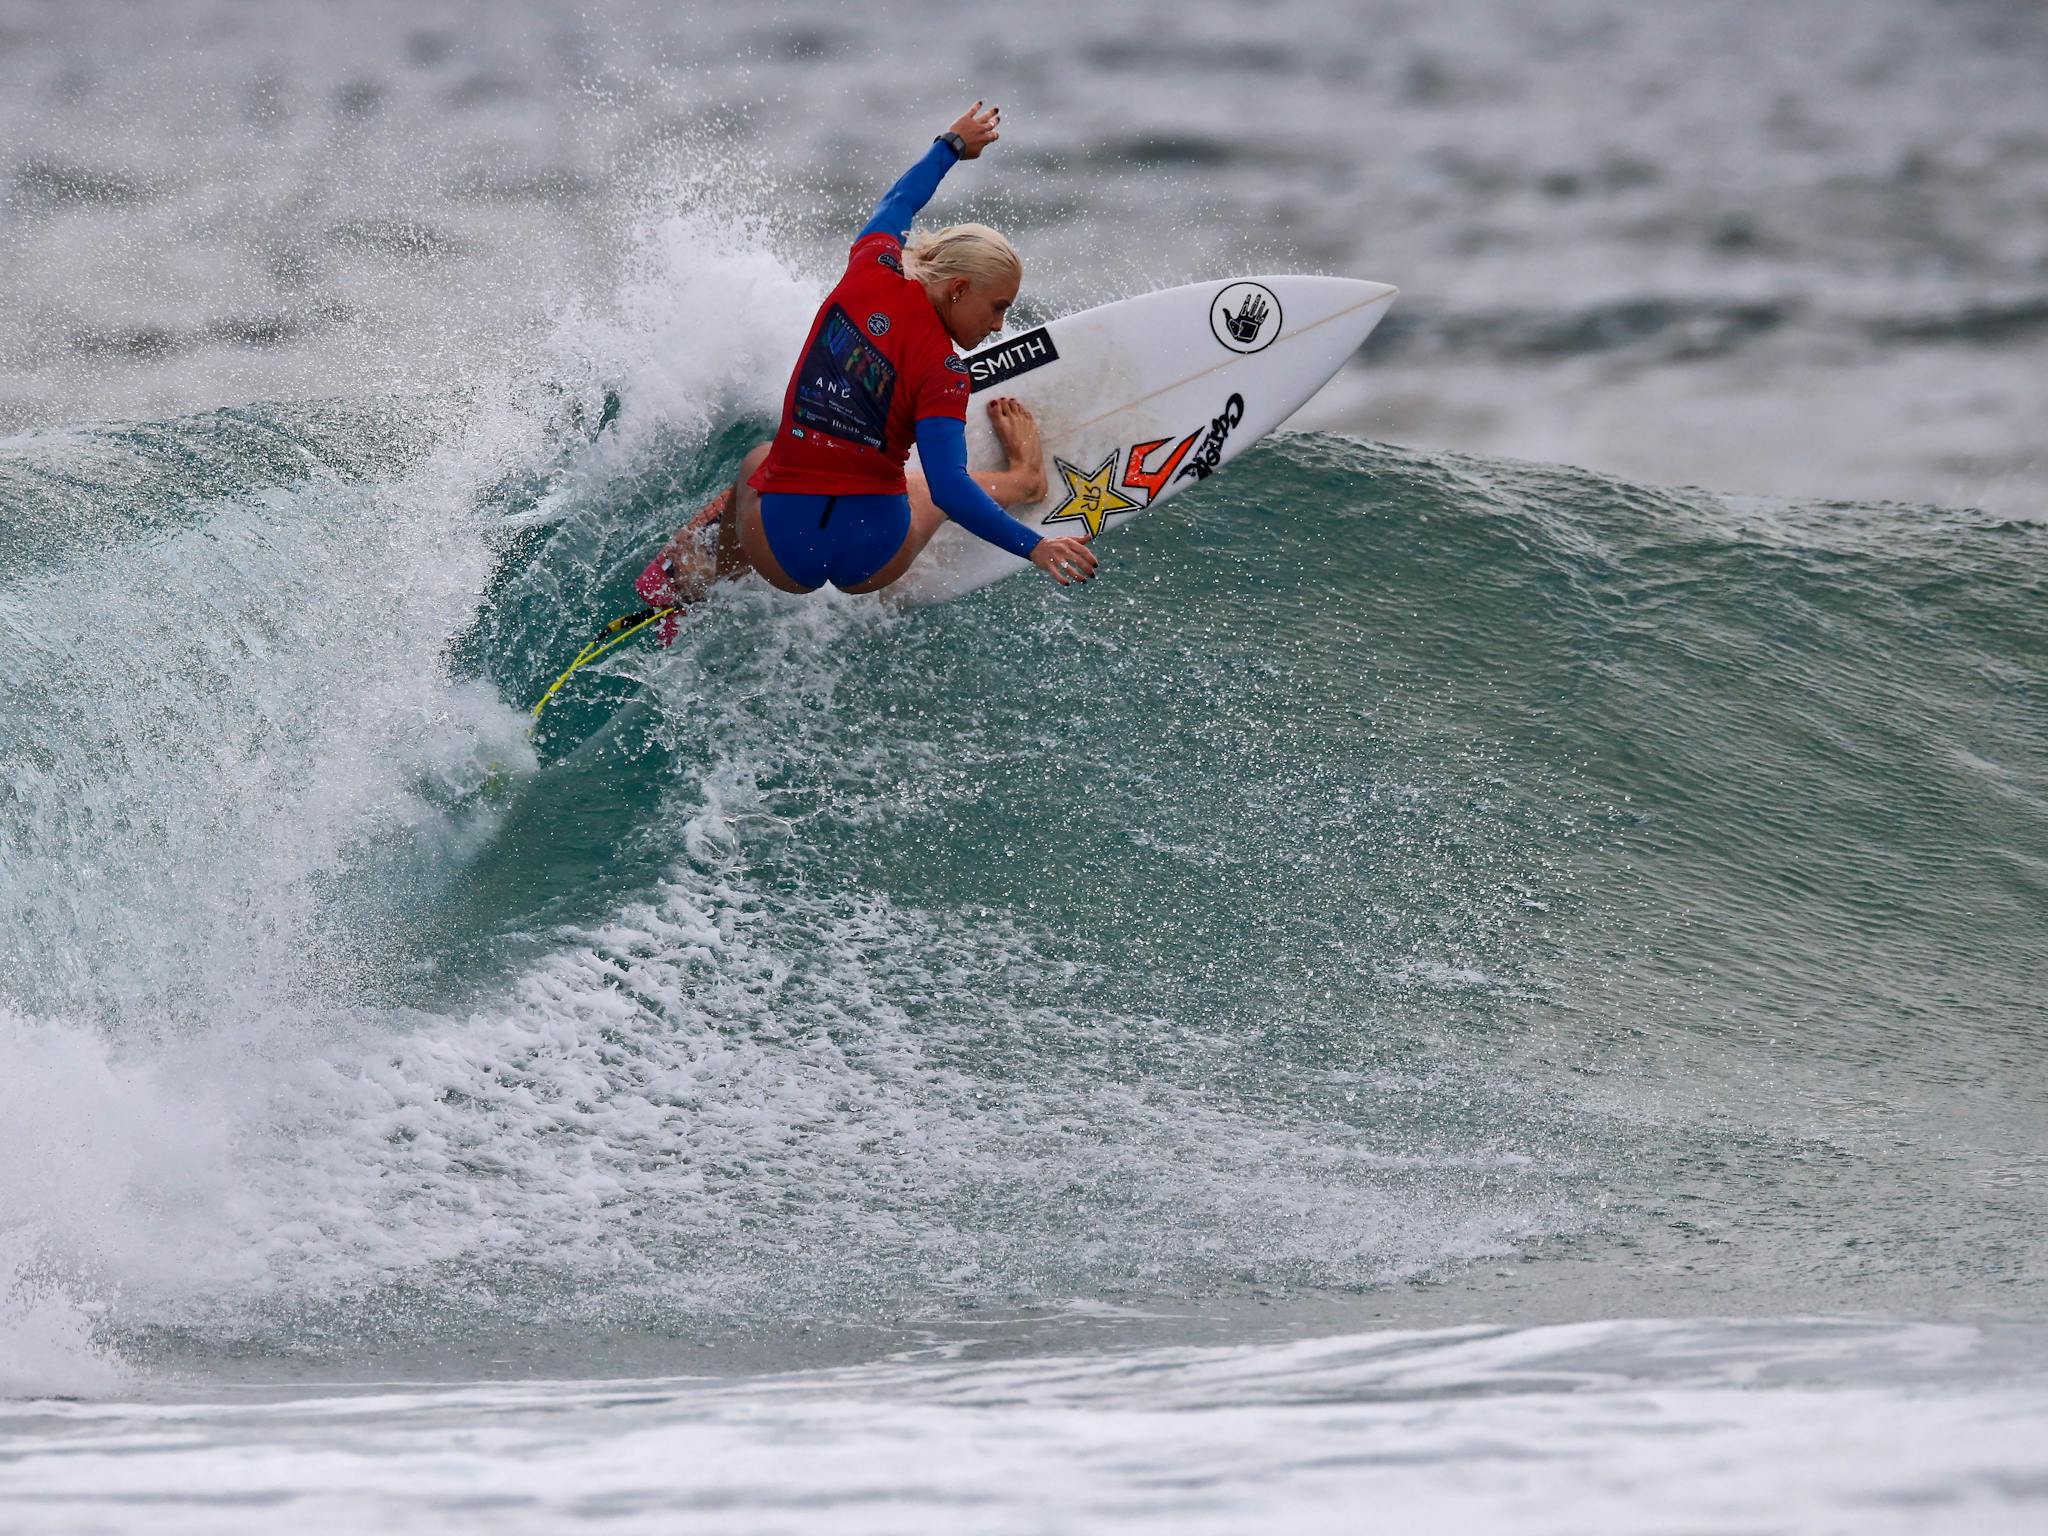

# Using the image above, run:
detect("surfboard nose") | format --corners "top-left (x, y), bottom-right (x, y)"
top-left (1262, 275), bottom-right (1398, 321)
top-left (1232, 274), bottom-right (1398, 359)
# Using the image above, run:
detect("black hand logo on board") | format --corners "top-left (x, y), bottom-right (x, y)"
top-left (1208, 281), bottom-right (1282, 354)
top-left (1223, 291), bottom-right (1269, 345)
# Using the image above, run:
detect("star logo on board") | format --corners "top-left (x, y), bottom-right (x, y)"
top-left (1043, 452), bottom-right (1139, 538)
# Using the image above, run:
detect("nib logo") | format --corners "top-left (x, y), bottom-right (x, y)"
top-left (1208, 281), bottom-right (1281, 354)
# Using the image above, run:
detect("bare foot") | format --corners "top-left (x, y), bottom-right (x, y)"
top-left (986, 396), bottom-right (1047, 501)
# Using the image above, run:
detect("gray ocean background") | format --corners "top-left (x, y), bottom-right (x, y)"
top-left (2, 1), bottom-right (2045, 1530)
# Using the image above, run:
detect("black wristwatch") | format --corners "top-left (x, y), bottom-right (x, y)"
top-left (935, 131), bottom-right (966, 159)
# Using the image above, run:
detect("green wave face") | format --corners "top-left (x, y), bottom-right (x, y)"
top-left (1, 400), bottom-right (2043, 1368)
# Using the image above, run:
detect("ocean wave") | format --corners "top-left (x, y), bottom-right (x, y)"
top-left (2, 238), bottom-right (2042, 1387)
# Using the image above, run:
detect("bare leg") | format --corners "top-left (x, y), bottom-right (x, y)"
top-left (725, 444), bottom-right (817, 593)
top-left (656, 443), bottom-right (793, 598)
top-left (845, 397), bottom-right (1049, 594)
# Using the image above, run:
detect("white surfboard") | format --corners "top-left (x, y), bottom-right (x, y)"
top-left (891, 274), bottom-right (1397, 607)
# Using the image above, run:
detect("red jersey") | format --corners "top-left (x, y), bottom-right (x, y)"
top-left (749, 232), bottom-right (971, 497)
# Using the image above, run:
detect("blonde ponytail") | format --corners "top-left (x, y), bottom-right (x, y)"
top-left (902, 222), bottom-right (1022, 295)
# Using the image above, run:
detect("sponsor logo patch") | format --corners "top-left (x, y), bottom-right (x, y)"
top-left (1174, 393), bottom-right (1246, 483)
top-left (944, 355), bottom-right (969, 374)
top-left (1209, 282), bottom-right (1281, 354)
top-left (965, 325), bottom-right (1059, 393)
top-left (1121, 434), bottom-right (1199, 504)
top-left (877, 250), bottom-right (903, 274)
top-left (866, 311), bottom-right (891, 337)
top-left (792, 304), bottom-right (897, 450)
top-left (1042, 452), bottom-right (1140, 538)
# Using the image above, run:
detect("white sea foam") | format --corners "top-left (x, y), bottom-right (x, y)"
top-left (0, 1008), bottom-right (201, 1397)
top-left (3, 1318), bottom-right (2042, 1534)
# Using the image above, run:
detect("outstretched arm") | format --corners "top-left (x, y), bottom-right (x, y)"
top-left (857, 102), bottom-right (1002, 242)
top-left (915, 416), bottom-right (1037, 558)
top-left (915, 416), bottom-right (1098, 585)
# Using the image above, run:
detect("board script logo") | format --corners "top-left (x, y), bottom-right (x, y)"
top-left (965, 326), bottom-right (1059, 393)
top-left (1209, 282), bottom-right (1282, 354)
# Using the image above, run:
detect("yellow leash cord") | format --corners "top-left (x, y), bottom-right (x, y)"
top-left (530, 604), bottom-right (683, 721)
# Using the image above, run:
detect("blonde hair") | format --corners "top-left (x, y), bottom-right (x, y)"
top-left (903, 223), bottom-right (1022, 294)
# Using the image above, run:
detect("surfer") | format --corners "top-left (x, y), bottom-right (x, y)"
top-left (638, 103), bottom-right (1096, 613)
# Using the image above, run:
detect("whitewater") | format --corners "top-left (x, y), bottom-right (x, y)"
top-left (3, 1), bottom-right (2046, 1530)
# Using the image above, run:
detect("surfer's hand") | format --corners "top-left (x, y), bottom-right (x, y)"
top-left (1032, 535), bottom-right (1096, 586)
top-left (947, 102), bottom-right (1001, 158)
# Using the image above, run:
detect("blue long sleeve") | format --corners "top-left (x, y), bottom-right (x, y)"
top-left (858, 139), bottom-right (959, 243)
top-left (915, 416), bottom-right (1043, 561)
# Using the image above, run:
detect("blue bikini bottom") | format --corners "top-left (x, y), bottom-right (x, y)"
top-left (758, 491), bottom-right (911, 591)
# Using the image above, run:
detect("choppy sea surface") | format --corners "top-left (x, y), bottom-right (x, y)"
top-left (2, 1), bottom-right (2045, 1530)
